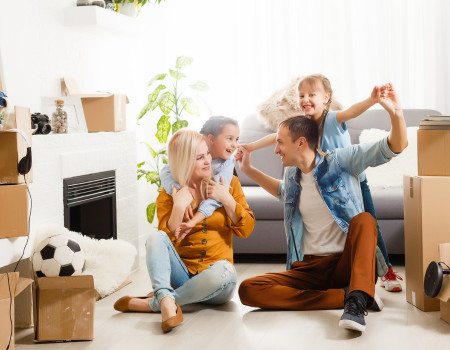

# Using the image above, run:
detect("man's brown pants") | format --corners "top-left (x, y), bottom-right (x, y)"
top-left (238, 212), bottom-right (377, 310)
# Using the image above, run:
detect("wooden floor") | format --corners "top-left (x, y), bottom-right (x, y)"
top-left (15, 255), bottom-right (450, 350)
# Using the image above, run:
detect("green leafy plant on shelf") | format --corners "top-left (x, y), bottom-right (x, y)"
top-left (137, 56), bottom-right (209, 224)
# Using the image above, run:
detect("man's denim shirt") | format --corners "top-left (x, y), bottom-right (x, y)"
top-left (278, 136), bottom-right (399, 270)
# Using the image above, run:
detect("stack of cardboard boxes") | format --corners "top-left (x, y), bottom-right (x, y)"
top-left (403, 120), bottom-right (450, 323)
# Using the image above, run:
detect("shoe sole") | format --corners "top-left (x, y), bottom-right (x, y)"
top-left (381, 285), bottom-right (402, 292)
top-left (370, 293), bottom-right (384, 312)
top-left (339, 319), bottom-right (366, 332)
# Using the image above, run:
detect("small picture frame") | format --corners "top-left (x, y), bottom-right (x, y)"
top-left (41, 97), bottom-right (88, 134)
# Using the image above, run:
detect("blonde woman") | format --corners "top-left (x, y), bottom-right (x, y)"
top-left (114, 129), bottom-right (255, 333)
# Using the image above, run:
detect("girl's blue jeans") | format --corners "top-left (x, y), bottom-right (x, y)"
top-left (360, 178), bottom-right (392, 268)
top-left (145, 231), bottom-right (237, 312)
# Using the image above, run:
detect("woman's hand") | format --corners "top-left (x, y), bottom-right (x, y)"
top-left (205, 177), bottom-right (232, 203)
top-left (171, 185), bottom-right (194, 212)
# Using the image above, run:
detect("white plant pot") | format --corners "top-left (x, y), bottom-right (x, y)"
top-left (118, 3), bottom-right (138, 17)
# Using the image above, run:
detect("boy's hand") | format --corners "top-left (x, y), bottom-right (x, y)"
top-left (174, 221), bottom-right (194, 241)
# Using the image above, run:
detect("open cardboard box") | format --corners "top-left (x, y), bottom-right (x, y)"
top-left (403, 175), bottom-right (450, 311)
top-left (0, 184), bottom-right (28, 238)
top-left (33, 274), bottom-right (95, 342)
top-left (0, 272), bottom-right (34, 350)
top-left (61, 77), bottom-right (128, 132)
top-left (436, 243), bottom-right (450, 323)
top-left (0, 106), bottom-right (33, 184)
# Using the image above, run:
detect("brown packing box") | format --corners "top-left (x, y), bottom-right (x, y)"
top-left (436, 244), bottom-right (450, 323)
top-left (33, 275), bottom-right (95, 342)
top-left (0, 272), bottom-right (33, 350)
top-left (61, 77), bottom-right (128, 132)
top-left (418, 129), bottom-right (450, 176)
top-left (0, 106), bottom-right (33, 184)
top-left (403, 175), bottom-right (450, 311)
top-left (0, 184), bottom-right (28, 238)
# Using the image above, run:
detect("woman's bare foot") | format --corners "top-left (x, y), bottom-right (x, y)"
top-left (127, 297), bottom-right (152, 312)
top-left (160, 296), bottom-right (177, 322)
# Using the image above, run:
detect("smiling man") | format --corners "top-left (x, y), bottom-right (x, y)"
top-left (236, 86), bottom-right (407, 332)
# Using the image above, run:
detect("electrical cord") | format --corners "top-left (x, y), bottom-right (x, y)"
top-left (4, 174), bottom-right (32, 350)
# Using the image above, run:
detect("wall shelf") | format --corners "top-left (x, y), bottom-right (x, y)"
top-left (63, 6), bottom-right (138, 35)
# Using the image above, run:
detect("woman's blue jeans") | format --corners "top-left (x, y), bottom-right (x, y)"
top-left (360, 178), bottom-right (392, 268)
top-left (145, 231), bottom-right (237, 312)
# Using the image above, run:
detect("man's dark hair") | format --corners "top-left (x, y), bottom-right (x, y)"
top-left (279, 116), bottom-right (319, 151)
top-left (199, 116), bottom-right (238, 137)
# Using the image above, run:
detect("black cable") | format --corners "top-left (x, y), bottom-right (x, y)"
top-left (5, 174), bottom-right (32, 350)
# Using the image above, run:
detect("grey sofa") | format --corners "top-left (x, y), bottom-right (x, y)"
top-left (233, 108), bottom-right (441, 255)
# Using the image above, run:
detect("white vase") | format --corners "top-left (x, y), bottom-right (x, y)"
top-left (118, 3), bottom-right (138, 17)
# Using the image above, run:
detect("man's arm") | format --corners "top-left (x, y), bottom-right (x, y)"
top-left (237, 146), bottom-right (280, 198)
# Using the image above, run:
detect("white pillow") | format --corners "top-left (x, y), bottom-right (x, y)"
top-left (359, 127), bottom-right (418, 188)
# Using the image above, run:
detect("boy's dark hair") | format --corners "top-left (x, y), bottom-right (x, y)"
top-left (199, 116), bottom-right (238, 137)
top-left (279, 116), bottom-right (319, 151)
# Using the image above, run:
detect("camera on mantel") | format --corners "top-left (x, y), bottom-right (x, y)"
top-left (31, 113), bottom-right (52, 135)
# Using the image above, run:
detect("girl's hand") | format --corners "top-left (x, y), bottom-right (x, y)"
top-left (205, 177), bottom-right (232, 203)
top-left (370, 86), bottom-right (381, 104)
top-left (171, 185), bottom-right (194, 212)
top-left (379, 83), bottom-right (402, 115)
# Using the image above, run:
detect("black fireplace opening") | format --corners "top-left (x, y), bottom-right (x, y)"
top-left (63, 170), bottom-right (117, 240)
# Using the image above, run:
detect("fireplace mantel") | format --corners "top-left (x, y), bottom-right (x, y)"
top-left (0, 131), bottom-right (139, 268)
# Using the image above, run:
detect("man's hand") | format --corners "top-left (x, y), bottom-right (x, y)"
top-left (236, 145), bottom-right (252, 174)
top-left (174, 221), bottom-right (194, 241)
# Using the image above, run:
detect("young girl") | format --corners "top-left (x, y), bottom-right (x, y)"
top-left (244, 75), bottom-right (402, 292)
top-left (160, 116), bottom-right (240, 239)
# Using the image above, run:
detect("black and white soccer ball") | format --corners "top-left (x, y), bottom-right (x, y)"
top-left (32, 234), bottom-right (85, 277)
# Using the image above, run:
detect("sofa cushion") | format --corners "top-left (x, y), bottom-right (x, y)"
top-left (370, 186), bottom-right (404, 219)
top-left (241, 186), bottom-right (284, 220)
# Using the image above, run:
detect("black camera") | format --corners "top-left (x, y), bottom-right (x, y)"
top-left (31, 113), bottom-right (52, 135)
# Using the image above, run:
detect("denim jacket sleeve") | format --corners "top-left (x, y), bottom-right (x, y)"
top-left (160, 164), bottom-right (179, 195)
top-left (334, 136), bottom-right (398, 176)
top-left (198, 158), bottom-right (235, 217)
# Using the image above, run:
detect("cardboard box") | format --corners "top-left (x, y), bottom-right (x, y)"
top-left (418, 129), bottom-right (450, 176)
top-left (33, 275), bottom-right (95, 342)
top-left (403, 175), bottom-right (450, 311)
top-left (436, 244), bottom-right (450, 323)
top-left (0, 184), bottom-right (28, 238)
top-left (0, 106), bottom-right (33, 184)
top-left (61, 77), bottom-right (128, 132)
top-left (0, 272), bottom-right (34, 350)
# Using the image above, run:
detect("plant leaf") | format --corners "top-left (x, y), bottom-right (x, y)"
top-left (138, 102), bottom-right (152, 120)
top-left (156, 147), bottom-right (167, 156)
top-left (172, 120), bottom-right (188, 134)
top-left (162, 155), bottom-right (168, 164)
top-left (146, 202), bottom-right (157, 223)
top-left (142, 142), bottom-right (157, 158)
top-left (145, 171), bottom-right (159, 183)
top-left (176, 56), bottom-right (193, 69)
top-left (180, 97), bottom-right (200, 116)
top-left (190, 80), bottom-right (210, 91)
top-left (159, 91), bottom-right (175, 114)
top-left (155, 115), bottom-right (171, 143)
top-left (137, 161), bottom-right (145, 168)
top-left (148, 73), bottom-right (166, 87)
top-left (169, 69), bottom-right (186, 80)
top-left (148, 84), bottom-right (166, 104)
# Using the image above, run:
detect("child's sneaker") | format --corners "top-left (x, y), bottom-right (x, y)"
top-left (380, 267), bottom-right (403, 292)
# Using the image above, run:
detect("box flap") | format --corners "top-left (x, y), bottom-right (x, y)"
top-left (437, 243), bottom-right (450, 302)
top-left (15, 277), bottom-right (34, 297)
top-left (36, 275), bottom-right (94, 290)
top-left (0, 272), bottom-right (33, 299)
top-left (61, 77), bottom-right (112, 98)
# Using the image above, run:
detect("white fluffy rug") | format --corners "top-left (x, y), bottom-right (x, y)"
top-left (32, 224), bottom-right (137, 298)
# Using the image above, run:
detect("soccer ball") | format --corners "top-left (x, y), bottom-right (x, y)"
top-left (32, 234), bottom-right (85, 277)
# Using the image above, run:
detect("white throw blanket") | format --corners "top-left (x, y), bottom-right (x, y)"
top-left (32, 224), bottom-right (137, 298)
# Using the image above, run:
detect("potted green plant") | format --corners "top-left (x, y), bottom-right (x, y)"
top-left (113, 0), bottom-right (165, 17)
top-left (137, 56), bottom-right (209, 223)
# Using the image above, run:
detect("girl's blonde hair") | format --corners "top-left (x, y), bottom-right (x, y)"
top-left (168, 129), bottom-right (207, 187)
top-left (298, 74), bottom-right (334, 156)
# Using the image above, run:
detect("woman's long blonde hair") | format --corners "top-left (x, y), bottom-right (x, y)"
top-left (168, 129), bottom-right (207, 188)
top-left (298, 74), bottom-right (334, 156)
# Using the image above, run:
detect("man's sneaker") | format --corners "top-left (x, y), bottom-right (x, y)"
top-left (339, 296), bottom-right (368, 332)
top-left (381, 267), bottom-right (403, 292)
top-left (369, 293), bottom-right (384, 312)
